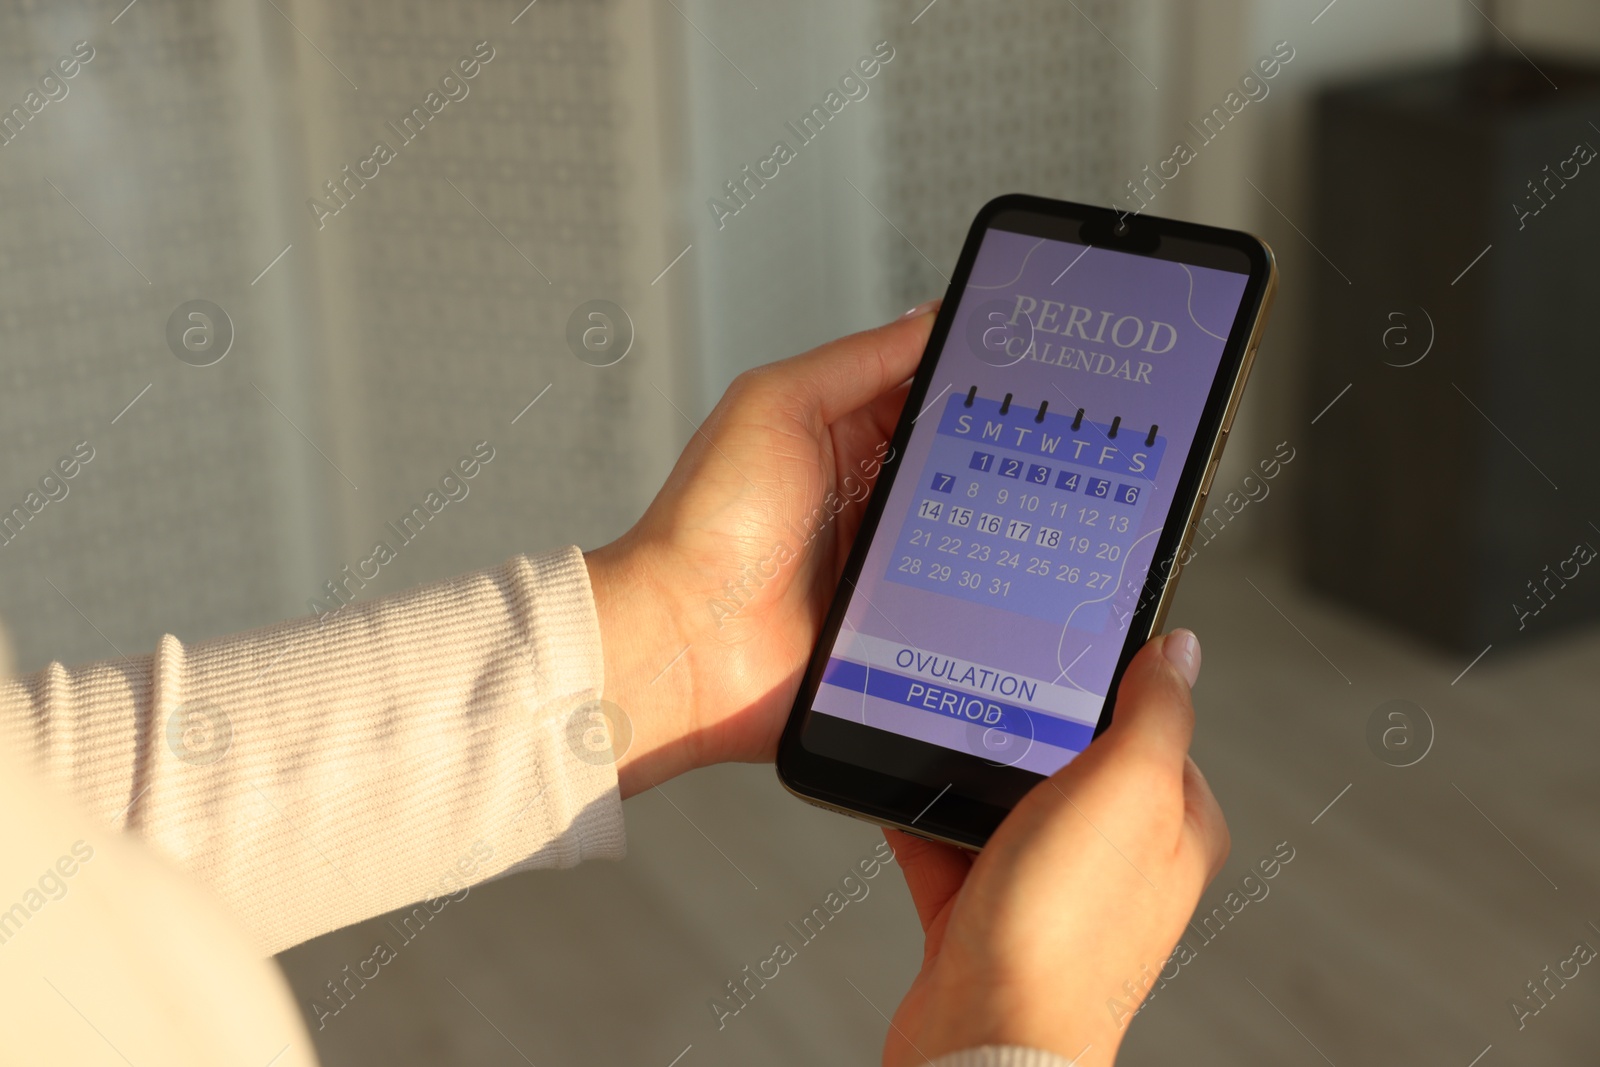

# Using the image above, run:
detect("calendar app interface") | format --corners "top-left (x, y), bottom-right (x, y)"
top-left (812, 228), bottom-right (1251, 775)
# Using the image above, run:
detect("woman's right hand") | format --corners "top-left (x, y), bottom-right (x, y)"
top-left (883, 630), bottom-right (1230, 1066)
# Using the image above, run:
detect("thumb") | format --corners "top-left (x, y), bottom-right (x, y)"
top-left (982, 629), bottom-right (1218, 892)
top-left (773, 301), bottom-right (939, 424)
top-left (1093, 629), bottom-right (1202, 774)
top-left (997, 631), bottom-right (1202, 837)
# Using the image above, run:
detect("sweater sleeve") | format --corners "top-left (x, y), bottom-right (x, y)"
top-left (928, 1047), bottom-right (1086, 1067)
top-left (0, 546), bottom-right (624, 956)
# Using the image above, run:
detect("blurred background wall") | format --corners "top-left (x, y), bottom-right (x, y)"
top-left (3, 1), bottom-right (1600, 1065)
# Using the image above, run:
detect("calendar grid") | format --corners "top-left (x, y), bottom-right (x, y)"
top-left (887, 390), bottom-right (1166, 630)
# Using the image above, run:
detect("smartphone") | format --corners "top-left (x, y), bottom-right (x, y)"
top-left (775, 194), bottom-right (1277, 848)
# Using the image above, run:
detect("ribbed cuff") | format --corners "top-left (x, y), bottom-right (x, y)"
top-left (499, 546), bottom-right (626, 873)
top-left (928, 1047), bottom-right (1086, 1067)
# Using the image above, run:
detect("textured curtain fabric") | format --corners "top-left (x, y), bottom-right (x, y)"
top-left (0, 0), bottom-right (674, 675)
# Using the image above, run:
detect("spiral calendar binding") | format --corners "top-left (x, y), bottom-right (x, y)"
top-left (962, 385), bottom-right (1158, 447)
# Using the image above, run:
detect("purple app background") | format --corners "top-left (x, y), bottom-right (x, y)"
top-left (815, 228), bottom-right (1249, 772)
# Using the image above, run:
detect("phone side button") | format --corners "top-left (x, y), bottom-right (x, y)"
top-left (1198, 457), bottom-right (1221, 495)
top-left (1183, 504), bottom-right (1203, 554)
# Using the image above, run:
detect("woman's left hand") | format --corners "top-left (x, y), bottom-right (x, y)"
top-left (586, 301), bottom-right (939, 795)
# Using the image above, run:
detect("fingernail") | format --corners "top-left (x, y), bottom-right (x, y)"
top-left (1162, 628), bottom-right (1201, 687)
top-left (897, 299), bottom-right (940, 321)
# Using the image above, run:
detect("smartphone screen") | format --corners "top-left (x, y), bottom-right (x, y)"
top-left (791, 206), bottom-right (1264, 801)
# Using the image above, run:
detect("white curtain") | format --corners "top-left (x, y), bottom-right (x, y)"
top-left (0, 0), bottom-right (683, 672)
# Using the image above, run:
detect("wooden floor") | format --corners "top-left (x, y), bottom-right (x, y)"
top-left (277, 548), bottom-right (1600, 1066)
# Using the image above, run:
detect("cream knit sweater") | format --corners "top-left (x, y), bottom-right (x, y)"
top-left (0, 546), bottom-right (1073, 1067)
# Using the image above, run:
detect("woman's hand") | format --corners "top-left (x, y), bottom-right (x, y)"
top-left (586, 302), bottom-right (940, 796)
top-left (881, 631), bottom-right (1230, 1066)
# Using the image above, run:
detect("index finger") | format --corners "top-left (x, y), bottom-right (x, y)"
top-left (884, 828), bottom-right (971, 935)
